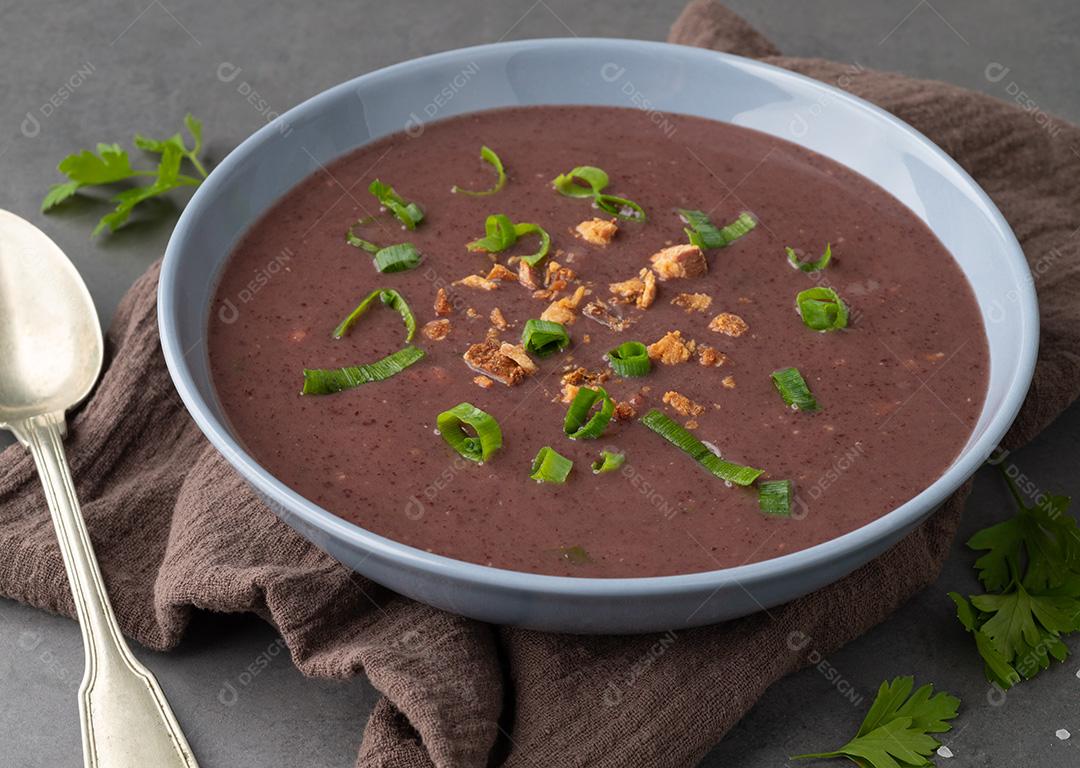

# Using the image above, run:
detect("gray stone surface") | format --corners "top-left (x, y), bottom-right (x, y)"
top-left (1, 1), bottom-right (1078, 766)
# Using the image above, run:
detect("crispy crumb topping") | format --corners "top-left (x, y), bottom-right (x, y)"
top-left (473, 375), bottom-right (494, 389)
top-left (647, 330), bottom-right (695, 365)
top-left (562, 366), bottom-right (611, 387)
top-left (463, 338), bottom-right (534, 386)
top-left (698, 346), bottom-right (726, 367)
top-left (540, 285), bottom-right (586, 324)
top-left (613, 401), bottom-right (638, 422)
top-left (662, 390), bottom-right (705, 417)
top-left (582, 299), bottom-right (634, 332)
top-left (672, 292), bottom-right (713, 313)
top-left (455, 274), bottom-right (499, 291)
top-left (498, 342), bottom-right (538, 374)
top-left (489, 307), bottom-right (508, 330)
top-left (434, 288), bottom-right (453, 316)
top-left (486, 264), bottom-right (517, 282)
top-left (421, 319), bottom-right (451, 341)
top-left (721, 374), bottom-right (737, 389)
top-left (709, 312), bottom-right (749, 337)
top-left (649, 244), bottom-right (707, 280)
top-left (575, 217), bottom-right (618, 245)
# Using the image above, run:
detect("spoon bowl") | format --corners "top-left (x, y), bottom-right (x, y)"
top-left (0, 209), bottom-right (102, 424)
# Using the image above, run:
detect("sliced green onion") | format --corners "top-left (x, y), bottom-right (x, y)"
top-left (530, 446), bottom-right (573, 483)
top-left (368, 179), bottom-right (424, 230)
top-left (552, 166), bottom-right (608, 198)
top-left (796, 286), bottom-right (849, 331)
top-left (591, 450), bottom-right (625, 474)
top-left (552, 165), bottom-right (645, 221)
top-left (466, 213), bottom-right (516, 252)
top-left (563, 386), bottom-right (615, 440)
top-left (553, 545), bottom-right (590, 564)
top-left (521, 319), bottom-right (569, 358)
top-left (640, 409), bottom-right (764, 486)
top-left (606, 341), bottom-right (651, 377)
top-left (786, 243), bottom-right (832, 272)
top-left (758, 479), bottom-right (793, 517)
top-left (437, 402), bottom-right (502, 463)
top-left (679, 209), bottom-right (756, 249)
top-left (332, 288), bottom-right (416, 342)
top-left (466, 215), bottom-right (550, 267)
top-left (452, 145), bottom-right (507, 197)
top-left (511, 222), bottom-right (551, 266)
top-left (302, 346), bottom-right (424, 395)
top-left (596, 193), bottom-right (645, 221)
top-left (770, 367), bottom-right (820, 412)
top-left (373, 242), bottom-right (422, 273)
top-left (346, 217), bottom-right (380, 253)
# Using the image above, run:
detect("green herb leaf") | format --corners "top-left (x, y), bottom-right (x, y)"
top-left (369, 179), bottom-right (424, 230)
top-left (563, 387), bottom-right (615, 440)
top-left (332, 288), bottom-right (416, 342)
top-left (42, 115), bottom-right (208, 236)
top-left (796, 286), bottom-right (849, 332)
top-left (792, 676), bottom-right (960, 768)
top-left (640, 409), bottom-right (764, 486)
top-left (770, 367), bottom-right (820, 412)
top-left (606, 340), bottom-right (651, 377)
top-left (678, 209), bottom-right (756, 249)
top-left (521, 319), bottom-right (570, 358)
top-left (452, 145), bottom-right (507, 196)
top-left (301, 346), bottom-right (425, 395)
top-left (437, 402), bottom-right (503, 463)
top-left (787, 243), bottom-right (832, 272)
top-left (530, 446), bottom-right (573, 483)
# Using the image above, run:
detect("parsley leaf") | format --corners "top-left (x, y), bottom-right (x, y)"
top-left (950, 468), bottom-right (1080, 690)
top-left (42, 114), bottom-right (208, 236)
top-left (793, 676), bottom-right (960, 768)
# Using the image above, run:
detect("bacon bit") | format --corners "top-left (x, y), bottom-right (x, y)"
top-left (685, 420), bottom-right (699, 430)
top-left (698, 346), bottom-right (726, 367)
top-left (709, 312), bottom-right (749, 337)
top-left (575, 217), bottom-right (618, 245)
top-left (647, 331), bottom-right (695, 365)
top-left (637, 268), bottom-right (657, 309)
top-left (463, 338), bottom-right (532, 386)
top-left (649, 244), bottom-right (707, 280)
top-left (545, 261), bottom-right (575, 287)
top-left (288, 329), bottom-right (307, 343)
top-left (490, 307), bottom-right (508, 330)
top-left (540, 285), bottom-right (586, 325)
top-left (613, 401), bottom-right (638, 422)
top-left (562, 366), bottom-right (611, 387)
top-left (582, 299), bottom-right (633, 332)
top-left (672, 292), bottom-right (713, 313)
top-left (583, 334), bottom-right (591, 344)
top-left (721, 375), bottom-right (737, 389)
top-left (473, 375), bottom-right (494, 389)
top-left (466, 307), bottom-right (480, 319)
top-left (421, 319), bottom-right (451, 341)
top-left (609, 275), bottom-right (644, 301)
top-left (434, 288), bottom-right (453, 316)
top-left (518, 260), bottom-right (542, 289)
top-left (560, 383), bottom-right (580, 403)
top-left (498, 342), bottom-right (538, 374)
top-left (662, 390), bottom-right (705, 417)
top-left (455, 274), bottom-right (499, 291)
top-left (486, 263), bottom-right (517, 282)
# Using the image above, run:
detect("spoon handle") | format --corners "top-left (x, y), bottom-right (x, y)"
top-left (15, 412), bottom-right (199, 768)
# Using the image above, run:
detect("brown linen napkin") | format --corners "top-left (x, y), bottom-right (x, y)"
top-left (3, 3), bottom-right (1080, 766)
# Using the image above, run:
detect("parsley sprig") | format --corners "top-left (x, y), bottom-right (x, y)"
top-left (948, 467), bottom-right (1080, 689)
top-left (41, 114), bottom-right (208, 236)
top-left (793, 676), bottom-right (960, 768)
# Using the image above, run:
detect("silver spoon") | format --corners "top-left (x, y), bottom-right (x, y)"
top-left (0, 210), bottom-right (198, 768)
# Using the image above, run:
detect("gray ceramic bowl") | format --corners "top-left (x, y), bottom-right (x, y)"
top-left (159, 39), bottom-right (1038, 634)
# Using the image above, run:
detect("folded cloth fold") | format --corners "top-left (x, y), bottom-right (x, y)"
top-left (3, 2), bottom-right (1080, 766)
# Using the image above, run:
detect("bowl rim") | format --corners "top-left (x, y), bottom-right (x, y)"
top-left (159, 37), bottom-right (1039, 597)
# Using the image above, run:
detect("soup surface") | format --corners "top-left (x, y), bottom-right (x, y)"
top-left (208, 106), bottom-right (988, 577)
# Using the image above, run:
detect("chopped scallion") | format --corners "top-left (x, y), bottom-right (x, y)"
top-left (606, 341), bottom-right (651, 377)
top-left (786, 243), bottom-right (832, 272)
top-left (521, 319), bottom-right (569, 358)
top-left (437, 403), bottom-right (503, 463)
top-left (451, 145), bottom-right (507, 196)
top-left (552, 165), bottom-right (645, 221)
top-left (301, 346), bottom-right (425, 395)
top-left (332, 288), bottom-right (416, 342)
top-left (770, 367), bottom-right (820, 412)
top-left (373, 242), bottom-right (422, 273)
top-left (640, 409), bottom-right (764, 486)
top-left (368, 179), bottom-right (424, 229)
top-left (591, 450), bottom-right (626, 474)
top-left (758, 479), bottom-right (793, 517)
top-left (530, 446), bottom-right (573, 483)
top-left (564, 386), bottom-right (615, 440)
top-left (796, 286), bottom-right (849, 331)
top-left (467, 214), bottom-right (550, 266)
top-left (678, 209), bottom-right (756, 249)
